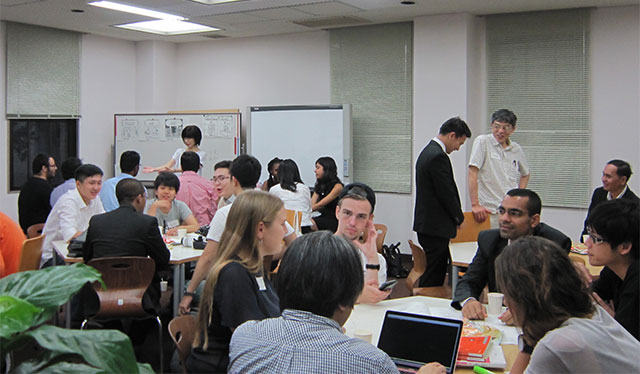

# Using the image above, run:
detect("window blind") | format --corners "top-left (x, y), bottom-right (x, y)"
top-left (486, 9), bottom-right (591, 208)
top-left (330, 22), bottom-right (413, 193)
top-left (6, 22), bottom-right (80, 117)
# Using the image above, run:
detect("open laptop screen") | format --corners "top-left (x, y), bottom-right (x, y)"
top-left (377, 311), bottom-right (463, 372)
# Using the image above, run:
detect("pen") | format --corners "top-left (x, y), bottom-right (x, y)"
top-left (473, 366), bottom-right (495, 374)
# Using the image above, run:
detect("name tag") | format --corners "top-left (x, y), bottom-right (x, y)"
top-left (166, 219), bottom-right (180, 228)
top-left (256, 276), bottom-right (266, 291)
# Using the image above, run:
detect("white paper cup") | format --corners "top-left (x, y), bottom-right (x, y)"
top-left (160, 280), bottom-right (168, 292)
top-left (354, 329), bottom-right (372, 344)
top-left (488, 292), bottom-right (504, 315)
top-left (158, 226), bottom-right (164, 235)
top-left (177, 228), bottom-right (187, 240)
top-left (582, 234), bottom-right (590, 244)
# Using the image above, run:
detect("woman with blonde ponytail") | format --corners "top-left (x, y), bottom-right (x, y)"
top-left (186, 190), bottom-right (287, 373)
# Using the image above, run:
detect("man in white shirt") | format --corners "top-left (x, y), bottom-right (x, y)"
top-left (468, 109), bottom-right (529, 227)
top-left (335, 182), bottom-right (390, 304)
top-left (179, 155), bottom-right (296, 314)
top-left (41, 164), bottom-right (105, 267)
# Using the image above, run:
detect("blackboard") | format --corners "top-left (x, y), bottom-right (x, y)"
top-left (114, 112), bottom-right (240, 181)
top-left (248, 105), bottom-right (352, 187)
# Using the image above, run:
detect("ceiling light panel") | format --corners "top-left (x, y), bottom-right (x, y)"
top-left (89, 1), bottom-right (185, 20)
top-left (115, 19), bottom-right (219, 35)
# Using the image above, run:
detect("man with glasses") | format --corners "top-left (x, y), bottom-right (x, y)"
top-left (335, 183), bottom-right (390, 304)
top-left (212, 160), bottom-right (233, 209)
top-left (452, 189), bottom-right (570, 321)
top-left (468, 109), bottom-right (530, 227)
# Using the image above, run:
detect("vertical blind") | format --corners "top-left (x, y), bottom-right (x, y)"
top-left (6, 22), bottom-right (80, 117)
top-left (330, 22), bottom-right (413, 193)
top-left (486, 9), bottom-right (591, 208)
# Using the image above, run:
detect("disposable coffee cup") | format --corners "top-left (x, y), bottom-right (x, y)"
top-left (160, 280), bottom-right (168, 292)
top-left (354, 329), bottom-right (373, 344)
top-left (177, 228), bottom-right (187, 240)
top-left (582, 234), bottom-right (590, 244)
top-left (158, 226), bottom-right (164, 235)
top-left (487, 292), bottom-right (504, 315)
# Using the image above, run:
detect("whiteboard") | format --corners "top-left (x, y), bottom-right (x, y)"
top-left (248, 105), bottom-right (352, 188)
top-left (114, 112), bottom-right (240, 181)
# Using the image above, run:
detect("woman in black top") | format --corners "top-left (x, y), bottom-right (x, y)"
top-left (186, 191), bottom-right (288, 373)
top-left (311, 157), bottom-right (343, 232)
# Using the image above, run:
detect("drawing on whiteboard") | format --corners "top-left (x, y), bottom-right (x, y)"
top-left (215, 122), bottom-right (234, 138)
top-left (145, 120), bottom-right (164, 140)
top-left (119, 120), bottom-right (139, 141)
top-left (202, 115), bottom-right (235, 139)
top-left (165, 119), bottom-right (183, 138)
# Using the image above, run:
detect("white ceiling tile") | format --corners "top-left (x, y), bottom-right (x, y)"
top-left (196, 12), bottom-right (267, 25)
top-left (293, 1), bottom-right (362, 16)
top-left (245, 6), bottom-right (313, 21)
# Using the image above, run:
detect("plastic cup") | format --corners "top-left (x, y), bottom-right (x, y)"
top-left (354, 329), bottom-right (372, 343)
top-left (160, 280), bottom-right (168, 292)
top-left (177, 228), bottom-right (187, 240)
top-left (487, 292), bottom-right (504, 315)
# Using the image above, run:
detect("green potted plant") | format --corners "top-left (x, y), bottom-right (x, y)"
top-left (0, 263), bottom-right (153, 373)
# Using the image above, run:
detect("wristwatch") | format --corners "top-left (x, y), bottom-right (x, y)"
top-left (365, 264), bottom-right (380, 270)
top-left (518, 334), bottom-right (534, 354)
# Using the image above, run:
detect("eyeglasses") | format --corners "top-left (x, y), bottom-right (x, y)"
top-left (587, 229), bottom-right (606, 244)
top-left (497, 207), bottom-right (527, 218)
top-left (212, 175), bottom-right (229, 182)
top-left (492, 123), bottom-right (514, 132)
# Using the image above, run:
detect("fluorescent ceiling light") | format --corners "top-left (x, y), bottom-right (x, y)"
top-left (190, 0), bottom-right (248, 4)
top-left (115, 19), bottom-right (219, 35)
top-left (89, 1), bottom-right (185, 21)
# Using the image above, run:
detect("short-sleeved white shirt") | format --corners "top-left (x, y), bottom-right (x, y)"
top-left (359, 251), bottom-right (387, 285)
top-left (41, 188), bottom-right (104, 266)
top-left (269, 184), bottom-right (313, 227)
top-left (468, 134), bottom-right (529, 213)
top-left (526, 306), bottom-right (640, 374)
top-left (206, 199), bottom-right (294, 242)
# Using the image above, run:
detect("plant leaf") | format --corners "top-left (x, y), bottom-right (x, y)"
top-left (0, 263), bottom-right (104, 322)
top-left (136, 362), bottom-right (155, 374)
top-left (15, 361), bottom-right (103, 374)
top-left (25, 325), bottom-right (141, 373)
top-left (0, 295), bottom-right (43, 338)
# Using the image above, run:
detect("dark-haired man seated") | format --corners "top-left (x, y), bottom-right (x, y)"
top-left (451, 189), bottom-right (571, 322)
top-left (84, 178), bottom-right (170, 314)
top-left (229, 231), bottom-right (445, 374)
top-left (585, 199), bottom-right (639, 340)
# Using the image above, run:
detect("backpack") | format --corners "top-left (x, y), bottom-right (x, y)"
top-left (382, 242), bottom-right (409, 278)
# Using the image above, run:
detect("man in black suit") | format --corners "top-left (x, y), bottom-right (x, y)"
top-left (452, 189), bottom-right (571, 322)
top-left (413, 117), bottom-right (471, 287)
top-left (581, 159), bottom-right (638, 240)
top-left (83, 178), bottom-right (170, 314)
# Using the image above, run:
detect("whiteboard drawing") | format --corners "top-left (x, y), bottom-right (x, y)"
top-left (119, 120), bottom-right (139, 141)
top-left (145, 120), bottom-right (164, 140)
top-left (165, 119), bottom-right (183, 138)
top-left (215, 122), bottom-right (234, 138)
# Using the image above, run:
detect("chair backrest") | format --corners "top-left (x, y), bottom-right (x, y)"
top-left (406, 240), bottom-right (427, 292)
top-left (168, 315), bottom-right (197, 372)
top-left (450, 212), bottom-right (490, 243)
top-left (26, 223), bottom-right (45, 239)
top-left (18, 234), bottom-right (45, 272)
top-left (285, 209), bottom-right (302, 235)
top-left (374, 224), bottom-right (388, 254)
top-left (86, 257), bottom-right (155, 319)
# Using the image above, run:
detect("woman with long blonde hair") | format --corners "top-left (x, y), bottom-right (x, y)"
top-left (186, 190), bottom-right (287, 373)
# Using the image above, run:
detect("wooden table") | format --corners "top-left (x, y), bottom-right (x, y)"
top-left (344, 296), bottom-right (518, 373)
top-left (53, 239), bottom-right (202, 324)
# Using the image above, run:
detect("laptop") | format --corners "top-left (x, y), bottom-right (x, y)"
top-left (377, 310), bottom-right (463, 374)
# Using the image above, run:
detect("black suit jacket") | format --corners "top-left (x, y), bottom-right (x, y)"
top-left (413, 140), bottom-right (464, 238)
top-left (451, 222), bottom-right (571, 308)
top-left (581, 187), bottom-right (639, 238)
top-left (83, 205), bottom-right (170, 312)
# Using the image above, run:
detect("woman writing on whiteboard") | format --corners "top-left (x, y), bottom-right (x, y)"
top-left (311, 156), bottom-right (343, 232)
top-left (143, 125), bottom-right (205, 174)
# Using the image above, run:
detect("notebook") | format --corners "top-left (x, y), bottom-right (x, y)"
top-left (377, 310), bottom-right (463, 374)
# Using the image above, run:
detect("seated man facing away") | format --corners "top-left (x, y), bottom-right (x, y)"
top-left (83, 178), bottom-right (170, 314)
top-left (451, 188), bottom-right (571, 322)
top-left (335, 183), bottom-right (390, 304)
top-left (40, 164), bottom-right (105, 268)
top-left (585, 198), bottom-right (639, 340)
top-left (50, 157), bottom-right (82, 207)
top-left (100, 150), bottom-right (142, 212)
top-left (144, 172), bottom-right (199, 235)
top-left (229, 231), bottom-right (445, 374)
top-left (175, 151), bottom-right (216, 227)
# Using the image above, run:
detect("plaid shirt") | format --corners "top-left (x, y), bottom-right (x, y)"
top-left (229, 309), bottom-right (398, 374)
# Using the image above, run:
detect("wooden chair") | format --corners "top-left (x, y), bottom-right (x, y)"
top-left (26, 223), bottom-right (45, 239)
top-left (451, 212), bottom-right (490, 243)
top-left (18, 234), bottom-right (44, 272)
top-left (406, 240), bottom-right (452, 299)
top-left (168, 315), bottom-right (197, 373)
top-left (285, 209), bottom-right (302, 235)
top-left (374, 223), bottom-right (388, 254)
top-left (82, 257), bottom-right (163, 373)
